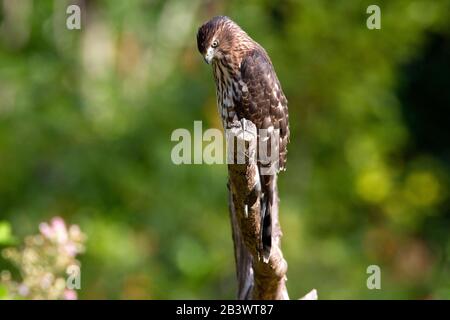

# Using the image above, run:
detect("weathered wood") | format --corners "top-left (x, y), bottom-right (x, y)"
top-left (227, 119), bottom-right (289, 300)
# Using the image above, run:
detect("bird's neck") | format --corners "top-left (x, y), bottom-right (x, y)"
top-left (213, 43), bottom-right (253, 77)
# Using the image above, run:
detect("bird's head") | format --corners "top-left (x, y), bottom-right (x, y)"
top-left (197, 16), bottom-right (247, 64)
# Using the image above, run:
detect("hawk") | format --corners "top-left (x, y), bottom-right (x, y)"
top-left (197, 16), bottom-right (290, 260)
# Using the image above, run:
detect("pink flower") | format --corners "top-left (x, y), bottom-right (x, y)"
top-left (63, 289), bottom-right (78, 300)
top-left (39, 222), bottom-right (54, 239)
top-left (64, 243), bottom-right (78, 257)
top-left (69, 225), bottom-right (82, 239)
top-left (51, 217), bottom-right (68, 243)
top-left (18, 284), bottom-right (29, 297)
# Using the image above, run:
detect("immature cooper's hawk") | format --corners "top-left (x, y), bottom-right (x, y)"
top-left (197, 16), bottom-right (290, 260)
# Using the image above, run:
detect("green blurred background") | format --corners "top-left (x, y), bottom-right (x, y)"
top-left (0, 0), bottom-right (449, 299)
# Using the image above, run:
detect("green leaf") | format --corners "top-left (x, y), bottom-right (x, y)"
top-left (0, 222), bottom-right (13, 245)
top-left (0, 285), bottom-right (9, 300)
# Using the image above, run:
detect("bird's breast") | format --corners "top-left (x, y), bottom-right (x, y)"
top-left (213, 61), bottom-right (241, 129)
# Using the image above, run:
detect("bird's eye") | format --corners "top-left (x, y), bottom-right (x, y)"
top-left (211, 40), bottom-right (219, 48)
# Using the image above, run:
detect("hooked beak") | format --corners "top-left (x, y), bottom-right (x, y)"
top-left (203, 47), bottom-right (214, 64)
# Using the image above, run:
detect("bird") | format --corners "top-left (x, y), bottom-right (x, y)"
top-left (197, 16), bottom-right (290, 261)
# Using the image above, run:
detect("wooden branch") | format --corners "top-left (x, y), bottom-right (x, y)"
top-left (227, 119), bottom-right (289, 300)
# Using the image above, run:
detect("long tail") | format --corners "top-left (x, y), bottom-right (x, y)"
top-left (260, 174), bottom-right (274, 262)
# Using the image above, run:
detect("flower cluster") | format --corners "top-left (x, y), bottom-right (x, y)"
top-left (1, 217), bottom-right (86, 300)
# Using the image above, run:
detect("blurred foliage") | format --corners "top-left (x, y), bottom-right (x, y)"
top-left (0, 0), bottom-right (449, 299)
top-left (1, 217), bottom-right (85, 300)
top-left (0, 222), bottom-right (14, 245)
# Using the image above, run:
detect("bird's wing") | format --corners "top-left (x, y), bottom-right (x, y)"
top-left (238, 48), bottom-right (290, 171)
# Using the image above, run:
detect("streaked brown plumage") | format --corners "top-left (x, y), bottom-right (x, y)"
top-left (197, 16), bottom-right (290, 260)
